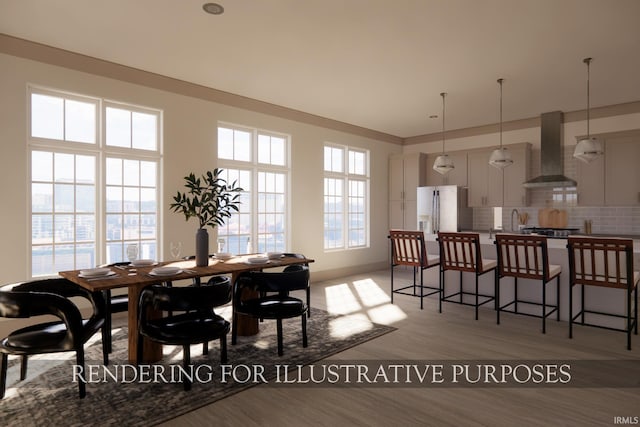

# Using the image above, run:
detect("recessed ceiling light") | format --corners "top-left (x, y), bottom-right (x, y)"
top-left (202, 3), bottom-right (224, 15)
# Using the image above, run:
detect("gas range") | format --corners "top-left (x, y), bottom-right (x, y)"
top-left (520, 227), bottom-right (580, 238)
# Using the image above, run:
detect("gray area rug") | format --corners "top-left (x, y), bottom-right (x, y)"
top-left (0, 308), bottom-right (395, 426)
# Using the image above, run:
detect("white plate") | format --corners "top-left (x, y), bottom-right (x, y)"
top-left (149, 266), bottom-right (182, 276)
top-left (130, 259), bottom-right (156, 267)
top-left (79, 267), bottom-right (112, 277)
top-left (267, 252), bottom-right (283, 260)
top-left (246, 257), bottom-right (269, 264)
top-left (213, 253), bottom-right (233, 260)
top-left (79, 270), bottom-right (116, 279)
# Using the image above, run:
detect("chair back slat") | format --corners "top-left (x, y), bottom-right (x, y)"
top-left (495, 234), bottom-right (549, 280)
top-left (389, 230), bottom-right (430, 268)
top-left (437, 232), bottom-right (481, 273)
top-left (567, 237), bottom-right (634, 289)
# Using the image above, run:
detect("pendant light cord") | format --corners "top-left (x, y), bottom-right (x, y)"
top-left (498, 78), bottom-right (503, 149)
top-left (584, 57), bottom-right (592, 138)
top-left (440, 92), bottom-right (446, 154)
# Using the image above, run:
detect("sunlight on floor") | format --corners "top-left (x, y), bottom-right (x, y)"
top-left (329, 313), bottom-right (372, 339)
top-left (324, 276), bottom-right (407, 338)
top-left (353, 278), bottom-right (391, 307)
top-left (324, 283), bottom-right (362, 315)
top-left (366, 304), bottom-right (407, 324)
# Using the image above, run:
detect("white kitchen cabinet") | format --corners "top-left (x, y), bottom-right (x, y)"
top-left (389, 153), bottom-right (427, 229)
top-left (468, 143), bottom-right (530, 207)
top-left (605, 135), bottom-right (640, 206)
top-left (576, 150), bottom-right (605, 206)
top-left (425, 152), bottom-right (467, 187)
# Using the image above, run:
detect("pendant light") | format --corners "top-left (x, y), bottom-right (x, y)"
top-left (573, 57), bottom-right (603, 163)
top-left (433, 92), bottom-right (454, 175)
top-left (489, 78), bottom-right (513, 169)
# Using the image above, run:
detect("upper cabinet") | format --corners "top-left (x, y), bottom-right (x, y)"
top-left (467, 143), bottom-right (531, 207)
top-left (389, 153), bottom-right (427, 229)
top-left (576, 131), bottom-right (640, 206)
top-left (605, 135), bottom-right (640, 206)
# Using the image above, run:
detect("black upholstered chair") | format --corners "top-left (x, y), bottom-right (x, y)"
top-left (99, 262), bottom-right (130, 353)
top-left (137, 277), bottom-right (231, 391)
top-left (0, 278), bottom-right (109, 399)
top-left (232, 265), bottom-right (310, 356)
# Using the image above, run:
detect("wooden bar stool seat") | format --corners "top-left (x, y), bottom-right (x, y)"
top-left (437, 232), bottom-right (497, 320)
top-left (389, 230), bottom-right (441, 310)
top-left (495, 234), bottom-right (561, 333)
top-left (567, 237), bottom-right (639, 350)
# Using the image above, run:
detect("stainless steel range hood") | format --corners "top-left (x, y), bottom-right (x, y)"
top-left (523, 111), bottom-right (577, 188)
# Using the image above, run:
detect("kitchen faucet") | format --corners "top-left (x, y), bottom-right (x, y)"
top-left (511, 209), bottom-right (520, 232)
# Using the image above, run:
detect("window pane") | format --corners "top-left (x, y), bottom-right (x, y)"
top-left (55, 215), bottom-right (74, 242)
top-left (141, 214), bottom-right (157, 239)
top-left (140, 188), bottom-right (157, 212)
top-left (106, 186), bottom-right (122, 212)
top-left (32, 245), bottom-right (54, 276)
top-left (106, 107), bottom-right (131, 147)
top-left (32, 151), bottom-right (53, 181)
top-left (54, 184), bottom-right (74, 213)
top-left (54, 244), bottom-right (75, 272)
top-left (218, 127), bottom-right (234, 160)
top-left (54, 153), bottom-right (74, 182)
top-left (75, 243), bottom-right (95, 269)
top-left (32, 215), bottom-right (53, 243)
top-left (76, 185), bottom-right (95, 213)
top-left (65, 99), bottom-right (96, 143)
top-left (32, 183), bottom-right (52, 213)
top-left (324, 146), bottom-right (343, 173)
top-left (76, 214), bottom-right (95, 242)
top-left (31, 94), bottom-right (63, 140)
top-left (123, 159), bottom-right (140, 186)
top-left (123, 187), bottom-right (140, 212)
top-left (123, 214), bottom-right (140, 239)
top-left (106, 214), bottom-right (122, 241)
top-left (235, 130), bottom-right (251, 162)
top-left (132, 111), bottom-right (157, 150)
top-left (106, 158), bottom-right (123, 185)
top-left (76, 155), bottom-right (95, 184)
top-left (140, 161), bottom-right (156, 187)
top-left (349, 150), bottom-right (366, 175)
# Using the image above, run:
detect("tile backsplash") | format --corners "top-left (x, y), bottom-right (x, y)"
top-left (472, 147), bottom-right (640, 236)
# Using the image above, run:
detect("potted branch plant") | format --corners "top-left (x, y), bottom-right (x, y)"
top-left (169, 168), bottom-right (243, 266)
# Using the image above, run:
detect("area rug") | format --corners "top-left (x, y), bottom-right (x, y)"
top-left (0, 308), bottom-right (395, 427)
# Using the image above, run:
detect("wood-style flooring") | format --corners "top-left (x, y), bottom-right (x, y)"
top-left (159, 268), bottom-right (640, 427)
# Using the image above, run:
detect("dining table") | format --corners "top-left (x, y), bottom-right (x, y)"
top-left (59, 253), bottom-right (314, 363)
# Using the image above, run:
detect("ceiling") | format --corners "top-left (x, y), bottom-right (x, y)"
top-left (1, 0), bottom-right (639, 139)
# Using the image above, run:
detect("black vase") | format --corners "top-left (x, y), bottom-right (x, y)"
top-left (195, 228), bottom-right (209, 267)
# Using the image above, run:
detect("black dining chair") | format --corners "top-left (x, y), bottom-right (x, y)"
top-left (137, 277), bottom-right (231, 391)
top-left (0, 278), bottom-right (109, 399)
top-left (99, 261), bottom-right (130, 354)
top-left (232, 265), bottom-right (310, 356)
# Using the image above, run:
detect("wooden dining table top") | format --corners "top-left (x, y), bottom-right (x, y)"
top-left (59, 254), bottom-right (315, 292)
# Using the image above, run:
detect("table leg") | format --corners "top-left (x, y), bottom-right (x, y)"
top-left (128, 284), bottom-right (163, 363)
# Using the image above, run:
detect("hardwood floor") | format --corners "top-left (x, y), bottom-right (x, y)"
top-left (157, 267), bottom-right (639, 426)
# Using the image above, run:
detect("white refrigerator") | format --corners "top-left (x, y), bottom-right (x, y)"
top-left (416, 185), bottom-right (473, 235)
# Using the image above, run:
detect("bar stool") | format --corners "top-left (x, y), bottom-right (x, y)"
top-left (567, 236), bottom-right (639, 350)
top-left (495, 234), bottom-right (561, 333)
top-left (389, 230), bottom-right (441, 310)
top-left (437, 232), bottom-right (496, 320)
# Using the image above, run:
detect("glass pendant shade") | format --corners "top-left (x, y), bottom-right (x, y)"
top-left (433, 154), bottom-right (455, 175)
top-left (573, 136), bottom-right (603, 163)
top-left (489, 147), bottom-right (513, 169)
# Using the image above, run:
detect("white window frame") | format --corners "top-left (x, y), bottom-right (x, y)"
top-left (323, 143), bottom-right (370, 251)
top-left (217, 122), bottom-right (291, 254)
top-left (27, 85), bottom-right (162, 277)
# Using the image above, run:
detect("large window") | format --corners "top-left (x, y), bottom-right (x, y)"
top-left (29, 87), bottom-right (161, 277)
top-left (217, 124), bottom-right (289, 254)
top-left (323, 144), bottom-right (369, 250)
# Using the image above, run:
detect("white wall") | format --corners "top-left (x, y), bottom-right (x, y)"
top-left (0, 52), bottom-right (402, 284)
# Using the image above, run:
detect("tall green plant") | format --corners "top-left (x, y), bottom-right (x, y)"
top-left (169, 168), bottom-right (243, 229)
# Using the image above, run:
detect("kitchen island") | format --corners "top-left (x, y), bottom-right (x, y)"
top-left (422, 233), bottom-right (639, 328)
